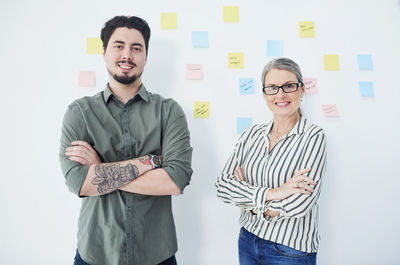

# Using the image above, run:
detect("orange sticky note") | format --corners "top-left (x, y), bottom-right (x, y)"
top-left (186, 64), bottom-right (203, 80)
top-left (324, 55), bottom-right (339, 71)
top-left (228, 53), bottom-right (244, 69)
top-left (193, 101), bottom-right (210, 118)
top-left (78, 71), bottom-right (96, 87)
top-left (303, 78), bottom-right (318, 94)
top-left (223, 6), bottom-right (239, 22)
top-left (86, 38), bottom-right (103, 54)
top-left (161, 13), bottom-right (177, 29)
top-left (322, 104), bottom-right (340, 117)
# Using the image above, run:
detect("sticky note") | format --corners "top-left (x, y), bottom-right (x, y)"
top-left (186, 64), bottom-right (203, 80)
top-left (192, 31), bottom-right (209, 47)
top-left (239, 78), bottom-right (255, 94)
top-left (86, 38), bottom-right (103, 54)
top-left (193, 102), bottom-right (210, 118)
top-left (161, 13), bottom-right (177, 29)
top-left (228, 53), bottom-right (244, 69)
top-left (357, 54), bottom-right (373, 70)
top-left (359, 81), bottom-right (374, 97)
top-left (299, 21), bottom-right (315, 38)
top-left (237, 117), bottom-right (253, 134)
top-left (324, 55), bottom-right (339, 71)
top-left (78, 71), bottom-right (96, 87)
top-left (223, 6), bottom-right (239, 22)
top-left (267, 40), bottom-right (284, 57)
top-left (322, 104), bottom-right (340, 117)
top-left (303, 78), bottom-right (318, 94)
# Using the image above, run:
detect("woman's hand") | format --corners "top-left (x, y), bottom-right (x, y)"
top-left (266, 168), bottom-right (315, 201)
top-left (234, 166), bottom-right (246, 181)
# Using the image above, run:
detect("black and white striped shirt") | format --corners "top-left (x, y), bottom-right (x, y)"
top-left (216, 116), bottom-right (327, 253)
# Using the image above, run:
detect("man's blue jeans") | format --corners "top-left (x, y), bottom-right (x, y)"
top-left (74, 249), bottom-right (177, 265)
top-left (238, 227), bottom-right (316, 265)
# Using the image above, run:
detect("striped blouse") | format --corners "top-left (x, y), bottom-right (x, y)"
top-left (216, 116), bottom-right (327, 253)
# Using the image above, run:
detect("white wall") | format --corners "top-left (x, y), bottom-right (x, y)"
top-left (1, 0), bottom-right (400, 264)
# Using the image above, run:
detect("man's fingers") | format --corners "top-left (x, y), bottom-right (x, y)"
top-left (68, 155), bottom-right (89, 166)
top-left (71, 140), bottom-right (92, 149)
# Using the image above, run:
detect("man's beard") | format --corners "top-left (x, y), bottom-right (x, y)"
top-left (112, 72), bottom-right (142, 85)
top-left (108, 62), bottom-right (143, 85)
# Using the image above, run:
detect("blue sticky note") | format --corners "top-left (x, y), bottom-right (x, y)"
top-left (267, 40), bottom-right (283, 57)
top-left (359, 81), bottom-right (374, 97)
top-left (192, 31), bottom-right (209, 47)
top-left (239, 78), bottom-right (255, 94)
top-left (237, 117), bottom-right (253, 134)
top-left (357, 54), bottom-right (373, 70)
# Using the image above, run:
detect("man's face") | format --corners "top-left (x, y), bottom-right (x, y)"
top-left (103, 27), bottom-right (147, 85)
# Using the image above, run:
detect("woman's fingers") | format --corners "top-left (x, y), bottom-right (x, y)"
top-left (234, 166), bottom-right (246, 181)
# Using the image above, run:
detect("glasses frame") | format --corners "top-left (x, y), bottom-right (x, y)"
top-left (262, 82), bottom-right (303, 95)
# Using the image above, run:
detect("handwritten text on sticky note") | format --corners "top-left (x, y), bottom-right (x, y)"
top-left (299, 21), bottom-right (315, 38)
top-left (322, 104), bottom-right (340, 117)
top-left (303, 78), bottom-right (318, 94)
top-left (239, 78), bottom-right (255, 95)
top-left (186, 64), bottom-right (203, 80)
top-left (228, 53), bottom-right (244, 69)
top-left (193, 102), bottom-right (210, 118)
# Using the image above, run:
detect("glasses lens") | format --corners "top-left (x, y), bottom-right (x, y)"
top-left (282, 83), bottom-right (298, 92)
top-left (263, 86), bottom-right (277, 95)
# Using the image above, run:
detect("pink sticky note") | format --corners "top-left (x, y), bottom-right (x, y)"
top-left (78, 71), bottom-right (96, 87)
top-left (322, 104), bottom-right (340, 117)
top-left (186, 64), bottom-right (203, 80)
top-left (303, 78), bottom-right (318, 94)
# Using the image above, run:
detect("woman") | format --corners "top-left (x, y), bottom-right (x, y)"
top-left (216, 58), bottom-right (326, 265)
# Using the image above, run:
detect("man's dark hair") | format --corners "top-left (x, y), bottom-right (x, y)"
top-left (100, 16), bottom-right (151, 55)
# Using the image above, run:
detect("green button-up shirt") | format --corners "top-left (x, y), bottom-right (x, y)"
top-left (59, 84), bottom-right (193, 265)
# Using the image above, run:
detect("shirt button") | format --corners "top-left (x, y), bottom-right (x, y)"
top-left (125, 129), bottom-right (128, 133)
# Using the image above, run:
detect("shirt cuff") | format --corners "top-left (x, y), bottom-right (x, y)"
top-left (252, 187), bottom-right (270, 217)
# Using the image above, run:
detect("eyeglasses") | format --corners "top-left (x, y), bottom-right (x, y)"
top-left (262, 82), bottom-right (303, 95)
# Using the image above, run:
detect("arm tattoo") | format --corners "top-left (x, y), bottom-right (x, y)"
top-left (91, 163), bottom-right (139, 195)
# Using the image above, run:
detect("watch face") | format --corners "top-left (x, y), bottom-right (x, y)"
top-left (152, 156), bottom-right (161, 167)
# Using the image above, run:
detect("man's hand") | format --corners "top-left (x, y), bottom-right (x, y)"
top-left (65, 140), bottom-right (101, 166)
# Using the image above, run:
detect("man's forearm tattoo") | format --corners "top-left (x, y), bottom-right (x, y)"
top-left (91, 163), bottom-right (139, 195)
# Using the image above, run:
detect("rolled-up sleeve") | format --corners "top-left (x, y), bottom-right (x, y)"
top-left (59, 103), bottom-right (90, 196)
top-left (264, 130), bottom-right (327, 221)
top-left (161, 100), bottom-right (193, 192)
top-left (215, 126), bottom-right (269, 212)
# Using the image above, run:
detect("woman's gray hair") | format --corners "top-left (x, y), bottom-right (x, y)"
top-left (261, 58), bottom-right (303, 85)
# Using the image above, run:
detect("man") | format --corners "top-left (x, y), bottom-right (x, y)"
top-left (59, 16), bottom-right (193, 265)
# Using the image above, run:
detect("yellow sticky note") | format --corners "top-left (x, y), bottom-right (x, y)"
top-left (324, 55), bottom-right (339, 71)
top-left (299, 21), bottom-right (315, 38)
top-left (193, 102), bottom-right (210, 118)
top-left (223, 6), bottom-right (239, 22)
top-left (228, 53), bottom-right (244, 69)
top-left (86, 38), bottom-right (103, 54)
top-left (161, 13), bottom-right (177, 29)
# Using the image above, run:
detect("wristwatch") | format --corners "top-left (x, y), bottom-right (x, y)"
top-left (148, 154), bottom-right (162, 169)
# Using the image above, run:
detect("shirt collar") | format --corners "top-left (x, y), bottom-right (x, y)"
top-left (265, 114), bottom-right (311, 141)
top-left (102, 83), bottom-right (150, 103)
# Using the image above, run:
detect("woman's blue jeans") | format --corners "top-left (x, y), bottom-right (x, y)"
top-left (238, 227), bottom-right (316, 265)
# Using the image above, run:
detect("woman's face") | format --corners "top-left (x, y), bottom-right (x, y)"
top-left (263, 69), bottom-right (304, 119)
